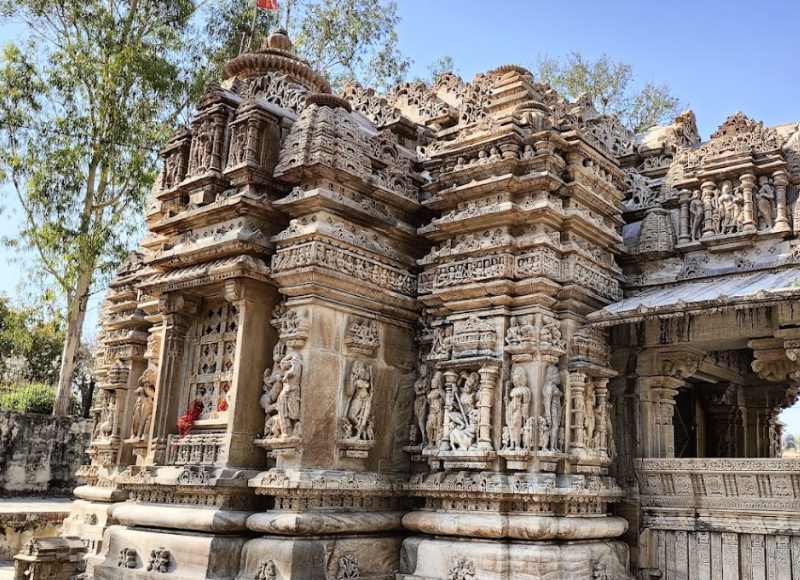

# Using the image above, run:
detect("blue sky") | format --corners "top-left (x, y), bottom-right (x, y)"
top-left (2, 0), bottom-right (800, 430)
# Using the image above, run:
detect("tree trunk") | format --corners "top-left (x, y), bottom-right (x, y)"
top-left (52, 269), bottom-right (92, 416)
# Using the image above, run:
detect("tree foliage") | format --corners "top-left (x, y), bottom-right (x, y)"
top-left (536, 52), bottom-right (682, 134)
top-left (0, 0), bottom-right (409, 415)
top-left (0, 383), bottom-right (56, 414)
top-left (0, 0), bottom-right (196, 413)
top-left (0, 295), bottom-right (63, 386)
top-left (199, 0), bottom-right (410, 92)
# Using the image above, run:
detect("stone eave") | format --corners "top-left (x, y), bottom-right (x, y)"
top-left (137, 255), bottom-right (271, 296)
top-left (589, 266), bottom-right (800, 327)
top-left (423, 171), bottom-right (563, 210)
top-left (274, 186), bottom-right (418, 243)
top-left (149, 194), bottom-right (278, 236)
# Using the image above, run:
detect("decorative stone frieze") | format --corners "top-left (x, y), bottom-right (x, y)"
top-left (69, 23), bottom-right (800, 580)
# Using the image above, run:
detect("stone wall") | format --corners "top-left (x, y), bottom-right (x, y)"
top-left (0, 411), bottom-right (92, 496)
top-left (641, 529), bottom-right (800, 580)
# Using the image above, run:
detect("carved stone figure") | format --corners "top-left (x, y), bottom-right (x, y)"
top-left (444, 372), bottom-right (479, 451)
top-left (129, 370), bottom-right (156, 441)
top-left (690, 189), bottom-right (704, 241)
top-left (95, 391), bottom-right (116, 440)
top-left (336, 553), bottom-right (360, 580)
top-left (756, 175), bottom-right (775, 230)
top-left (542, 366), bottom-right (562, 451)
top-left (341, 360), bottom-right (374, 441)
top-left (504, 364), bottom-right (531, 450)
top-left (425, 371), bottom-right (445, 449)
top-left (276, 352), bottom-right (303, 439)
top-left (412, 363), bottom-right (430, 446)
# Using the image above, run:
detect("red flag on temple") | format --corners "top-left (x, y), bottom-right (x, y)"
top-left (257, 0), bottom-right (279, 10)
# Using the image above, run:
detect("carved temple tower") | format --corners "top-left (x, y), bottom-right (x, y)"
top-left (60, 25), bottom-right (800, 580)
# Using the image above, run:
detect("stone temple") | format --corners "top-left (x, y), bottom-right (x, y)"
top-left (51, 30), bottom-right (800, 580)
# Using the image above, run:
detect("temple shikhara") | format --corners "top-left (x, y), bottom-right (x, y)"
top-left (51, 30), bottom-right (800, 580)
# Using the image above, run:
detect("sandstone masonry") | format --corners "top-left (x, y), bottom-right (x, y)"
top-left (65, 30), bottom-right (800, 580)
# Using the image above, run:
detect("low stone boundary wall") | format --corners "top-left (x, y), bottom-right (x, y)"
top-left (0, 412), bottom-right (92, 495)
top-left (0, 499), bottom-right (72, 561)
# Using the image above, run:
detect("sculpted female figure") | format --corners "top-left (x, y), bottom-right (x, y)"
top-left (757, 175), bottom-right (775, 230)
top-left (277, 352), bottom-right (303, 438)
top-left (425, 371), bottom-right (445, 449)
top-left (542, 365), bottom-right (562, 451)
top-left (129, 370), bottom-right (156, 441)
top-left (505, 364), bottom-right (531, 450)
top-left (345, 361), bottom-right (374, 440)
top-left (690, 190), bottom-right (704, 240)
top-left (413, 363), bottom-right (430, 446)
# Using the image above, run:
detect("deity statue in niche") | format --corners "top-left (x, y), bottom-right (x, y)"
top-left (504, 364), bottom-right (531, 450)
top-left (425, 371), bottom-right (445, 449)
top-left (341, 360), bottom-right (374, 441)
top-left (541, 365), bottom-right (562, 451)
top-left (690, 190), bottom-right (704, 241)
top-left (260, 351), bottom-right (303, 440)
top-left (756, 175), bottom-right (775, 230)
top-left (446, 371), bottom-right (480, 451)
top-left (228, 125), bottom-right (248, 166)
top-left (412, 363), bottom-right (430, 447)
top-left (129, 369), bottom-right (156, 441)
top-left (95, 391), bottom-right (116, 440)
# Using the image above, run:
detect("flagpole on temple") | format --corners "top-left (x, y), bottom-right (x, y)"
top-left (240, 0), bottom-right (280, 55)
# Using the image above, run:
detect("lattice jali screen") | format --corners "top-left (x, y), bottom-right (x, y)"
top-left (186, 301), bottom-right (239, 424)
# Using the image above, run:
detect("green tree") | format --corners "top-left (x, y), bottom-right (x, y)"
top-left (536, 52), bottom-right (682, 134)
top-left (0, 295), bottom-right (63, 385)
top-left (199, 0), bottom-right (410, 92)
top-left (0, 0), bottom-right (195, 415)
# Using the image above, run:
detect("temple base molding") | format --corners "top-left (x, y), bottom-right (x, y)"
top-left (398, 536), bottom-right (633, 580)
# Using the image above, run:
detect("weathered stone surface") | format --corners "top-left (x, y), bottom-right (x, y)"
top-left (0, 413), bottom-right (91, 496)
top-left (60, 26), bottom-right (800, 580)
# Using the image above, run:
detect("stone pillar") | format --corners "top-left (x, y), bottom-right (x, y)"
top-left (740, 173), bottom-right (757, 232)
top-left (701, 180), bottom-right (717, 237)
top-left (652, 381), bottom-right (681, 458)
top-left (223, 279), bottom-right (277, 467)
top-left (678, 189), bottom-right (691, 244)
top-left (637, 376), bottom-right (683, 458)
top-left (569, 371), bottom-right (587, 451)
top-left (477, 364), bottom-right (499, 450)
top-left (145, 293), bottom-right (196, 465)
top-left (773, 169), bottom-right (791, 233)
top-left (595, 378), bottom-right (610, 454)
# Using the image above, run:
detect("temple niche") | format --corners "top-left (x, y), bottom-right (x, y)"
top-left (66, 27), bottom-right (800, 580)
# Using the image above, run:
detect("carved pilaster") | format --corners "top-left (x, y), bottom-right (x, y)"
top-left (476, 364), bottom-right (499, 451)
top-left (773, 169), bottom-right (791, 233)
top-left (569, 371), bottom-right (587, 451)
top-left (739, 172), bottom-right (757, 232)
top-left (145, 293), bottom-right (197, 465)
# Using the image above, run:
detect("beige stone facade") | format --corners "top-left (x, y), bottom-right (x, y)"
top-left (67, 30), bottom-right (800, 580)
